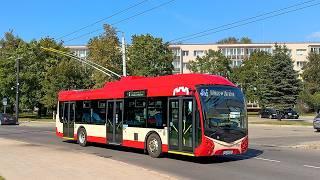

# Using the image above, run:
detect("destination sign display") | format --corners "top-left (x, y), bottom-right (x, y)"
top-left (125, 90), bottom-right (147, 98)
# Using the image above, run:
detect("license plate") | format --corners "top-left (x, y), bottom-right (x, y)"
top-left (223, 150), bottom-right (233, 155)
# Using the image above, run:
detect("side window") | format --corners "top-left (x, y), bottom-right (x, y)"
top-left (124, 98), bottom-right (147, 127)
top-left (82, 101), bottom-right (91, 123)
top-left (147, 97), bottom-right (167, 128)
top-left (75, 101), bottom-right (83, 123)
top-left (91, 100), bottom-right (106, 125)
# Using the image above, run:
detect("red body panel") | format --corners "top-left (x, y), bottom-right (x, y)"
top-left (58, 74), bottom-right (235, 101)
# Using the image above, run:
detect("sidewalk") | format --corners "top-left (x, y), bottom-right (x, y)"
top-left (0, 138), bottom-right (176, 180)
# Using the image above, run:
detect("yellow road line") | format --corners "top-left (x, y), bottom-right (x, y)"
top-left (168, 151), bottom-right (194, 156)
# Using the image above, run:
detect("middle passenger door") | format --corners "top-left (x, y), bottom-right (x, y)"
top-left (106, 100), bottom-right (123, 144)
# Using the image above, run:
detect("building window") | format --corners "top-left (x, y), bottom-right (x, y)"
top-left (183, 62), bottom-right (188, 70)
top-left (231, 60), bottom-right (243, 68)
top-left (172, 60), bottom-right (181, 69)
top-left (311, 47), bottom-right (320, 54)
top-left (172, 48), bottom-right (181, 56)
top-left (193, 50), bottom-right (204, 57)
top-left (296, 61), bottom-right (307, 68)
top-left (296, 49), bottom-right (306, 56)
top-left (182, 50), bottom-right (189, 56)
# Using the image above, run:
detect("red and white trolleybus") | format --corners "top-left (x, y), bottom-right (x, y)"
top-left (56, 74), bottom-right (248, 157)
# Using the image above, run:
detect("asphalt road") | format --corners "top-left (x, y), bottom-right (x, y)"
top-left (1, 122), bottom-right (320, 180)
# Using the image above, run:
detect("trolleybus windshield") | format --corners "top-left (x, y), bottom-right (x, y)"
top-left (198, 85), bottom-right (248, 143)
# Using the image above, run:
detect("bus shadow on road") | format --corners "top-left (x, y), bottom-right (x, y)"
top-left (164, 148), bottom-right (264, 164)
top-left (64, 141), bottom-right (147, 155)
top-left (63, 141), bottom-right (263, 164)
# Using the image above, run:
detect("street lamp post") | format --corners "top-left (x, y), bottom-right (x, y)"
top-left (15, 57), bottom-right (21, 122)
top-left (121, 32), bottom-right (126, 77)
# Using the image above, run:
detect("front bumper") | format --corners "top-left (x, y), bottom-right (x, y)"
top-left (194, 136), bottom-right (248, 156)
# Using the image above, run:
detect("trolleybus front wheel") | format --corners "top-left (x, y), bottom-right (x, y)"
top-left (147, 133), bottom-right (162, 158)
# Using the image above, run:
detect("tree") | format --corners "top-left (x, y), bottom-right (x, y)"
top-left (233, 51), bottom-right (273, 105)
top-left (266, 45), bottom-right (301, 108)
top-left (41, 58), bottom-right (92, 110)
top-left (87, 24), bottom-right (122, 87)
top-left (127, 34), bottom-right (174, 76)
top-left (0, 31), bottom-right (24, 113)
top-left (187, 49), bottom-right (232, 78)
top-left (216, 37), bottom-right (238, 44)
top-left (301, 52), bottom-right (320, 112)
top-left (39, 38), bottom-right (93, 111)
top-left (216, 37), bottom-right (252, 44)
top-left (239, 37), bottom-right (252, 44)
top-left (0, 31), bottom-right (93, 116)
top-left (234, 45), bottom-right (301, 108)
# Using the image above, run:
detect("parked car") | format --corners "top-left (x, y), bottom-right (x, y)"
top-left (0, 113), bottom-right (18, 125)
top-left (281, 108), bottom-right (299, 119)
top-left (259, 108), bottom-right (281, 119)
top-left (313, 114), bottom-right (320, 132)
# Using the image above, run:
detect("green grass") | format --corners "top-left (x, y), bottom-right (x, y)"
top-left (299, 112), bottom-right (317, 116)
top-left (18, 112), bottom-right (54, 122)
top-left (0, 176), bottom-right (5, 180)
top-left (19, 112), bottom-right (51, 119)
top-left (250, 120), bottom-right (313, 126)
top-left (19, 117), bottom-right (55, 122)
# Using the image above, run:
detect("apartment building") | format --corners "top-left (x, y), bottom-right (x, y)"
top-left (170, 42), bottom-right (320, 74)
top-left (67, 42), bottom-right (320, 75)
top-left (65, 45), bottom-right (89, 59)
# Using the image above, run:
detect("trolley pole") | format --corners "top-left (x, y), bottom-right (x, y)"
top-left (15, 57), bottom-right (20, 122)
top-left (121, 32), bottom-right (126, 77)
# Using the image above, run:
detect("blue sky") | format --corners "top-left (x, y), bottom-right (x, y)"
top-left (1, 0), bottom-right (320, 45)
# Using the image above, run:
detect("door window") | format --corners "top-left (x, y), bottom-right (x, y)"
top-left (182, 100), bottom-right (193, 151)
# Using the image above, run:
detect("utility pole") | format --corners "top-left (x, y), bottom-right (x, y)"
top-left (15, 57), bottom-right (21, 122)
top-left (180, 48), bottom-right (183, 74)
top-left (121, 32), bottom-right (126, 76)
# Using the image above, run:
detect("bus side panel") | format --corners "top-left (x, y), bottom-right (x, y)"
top-left (74, 124), bottom-right (107, 144)
top-left (122, 127), bottom-right (168, 152)
top-left (56, 110), bottom-right (63, 138)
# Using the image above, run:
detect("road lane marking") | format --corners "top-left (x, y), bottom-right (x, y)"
top-left (303, 165), bottom-right (320, 169)
top-left (231, 154), bottom-right (281, 163)
top-left (254, 157), bottom-right (281, 162)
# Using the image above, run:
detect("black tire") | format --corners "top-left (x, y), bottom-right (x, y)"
top-left (284, 115), bottom-right (288, 119)
top-left (146, 133), bottom-right (162, 158)
top-left (77, 128), bottom-right (87, 147)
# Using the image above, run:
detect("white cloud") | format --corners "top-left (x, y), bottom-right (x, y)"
top-left (307, 32), bottom-right (320, 39)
